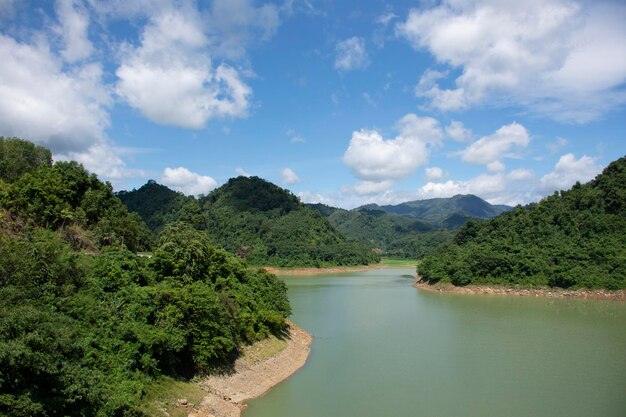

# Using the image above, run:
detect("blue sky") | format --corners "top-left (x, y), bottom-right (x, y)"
top-left (1, 0), bottom-right (625, 208)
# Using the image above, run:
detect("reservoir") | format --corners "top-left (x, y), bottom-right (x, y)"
top-left (246, 269), bottom-right (626, 417)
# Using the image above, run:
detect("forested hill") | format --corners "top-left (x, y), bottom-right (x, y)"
top-left (117, 180), bottom-right (193, 231)
top-left (120, 176), bottom-right (380, 267)
top-left (1, 138), bottom-right (293, 415)
top-left (418, 156), bottom-right (626, 290)
top-left (307, 194), bottom-right (508, 259)
top-left (359, 194), bottom-right (511, 225)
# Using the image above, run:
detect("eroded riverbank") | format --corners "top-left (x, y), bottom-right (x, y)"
top-left (414, 279), bottom-right (626, 301)
top-left (182, 322), bottom-right (312, 417)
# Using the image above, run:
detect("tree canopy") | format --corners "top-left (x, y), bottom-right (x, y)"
top-left (0, 139), bottom-right (292, 416)
top-left (418, 156), bottom-right (626, 290)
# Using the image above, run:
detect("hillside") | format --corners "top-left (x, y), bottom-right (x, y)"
top-left (308, 194), bottom-right (507, 259)
top-left (418, 157), bottom-right (626, 290)
top-left (117, 180), bottom-right (193, 232)
top-left (0, 139), bottom-right (292, 415)
top-left (360, 194), bottom-right (511, 225)
top-left (121, 177), bottom-right (380, 267)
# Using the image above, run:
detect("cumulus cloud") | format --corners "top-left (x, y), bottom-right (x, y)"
top-left (461, 122), bottom-right (530, 168)
top-left (0, 33), bottom-right (116, 174)
top-left (425, 166), bottom-right (445, 180)
top-left (397, 0), bottom-right (626, 121)
top-left (334, 37), bottom-right (369, 71)
top-left (161, 167), bottom-right (218, 195)
top-left (298, 191), bottom-right (336, 206)
top-left (539, 153), bottom-right (601, 193)
top-left (445, 120), bottom-right (472, 142)
top-left (343, 114), bottom-right (443, 182)
top-left (417, 153), bottom-right (603, 205)
top-left (116, 9), bottom-right (252, 129)
top-left (281, 167), bottom-right (300, 184)
top-left (55, 0), bottom-right (93, 62)
top-left (417, 170), bottom-right (536, 206)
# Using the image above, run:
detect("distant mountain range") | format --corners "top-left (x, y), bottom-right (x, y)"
top-left (358, 194), bottom-right (511, 226)
top-left (307, 195), bottom-right (511, 258)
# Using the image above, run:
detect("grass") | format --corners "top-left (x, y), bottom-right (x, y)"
top-left (379, 258), bottom-right (417, 268)
top-left (137, 376), bottom-right (207, 417)
top-left (240, 334), bottom-right (287, 365)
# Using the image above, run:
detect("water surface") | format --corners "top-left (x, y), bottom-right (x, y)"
top-left (246, 269), bottom-right (626, 417)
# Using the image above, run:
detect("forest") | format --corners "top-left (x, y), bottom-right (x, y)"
top-left (307, 193), bottom-right (508, 259)
top-left (418, 156), bottom-right (626, 290)
top-left (0, 137), bottom-right (291, 415)
top-left (118, 176), bottom-right (380, 267)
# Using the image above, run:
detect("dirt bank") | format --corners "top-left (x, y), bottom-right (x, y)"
top-left (182, 322), bottom-right (312, 417)
top-left (414, 279), bottom-right (626, 301)
top-left (262, 265), bottom-right (379, 276)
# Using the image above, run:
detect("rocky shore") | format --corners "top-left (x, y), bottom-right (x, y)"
top-left (414, 279), bottom-right (626, 301)
top-left (181, 322), bottom-right (312, 417)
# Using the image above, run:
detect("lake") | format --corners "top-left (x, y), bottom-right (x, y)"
top-left (246, 269), bottom-right (626, 417)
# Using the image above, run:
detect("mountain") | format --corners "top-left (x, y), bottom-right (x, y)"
top-left (117, 180), bottom-right (193, 232)
top-left (358, 194), bottom-right (511, 225)
top-left (307, 195), bottom-right (509, 259)
top-left (120, 176), bottom-right (380, 267)
top-left (418, 156), bottom-right (626, 290)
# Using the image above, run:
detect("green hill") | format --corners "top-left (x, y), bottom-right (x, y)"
top-left (418, 157), bottom-right (626, 290)
top-left (1, 139), bottom-right (292, 415)
top-left (308, 194), bottom-right (508, 259)
top-left (360, 194), bottom-right (511, 225)
top-left (120, 177), bottom-right (380, 267)
top-left (117, 180), bottom-right (193, 232)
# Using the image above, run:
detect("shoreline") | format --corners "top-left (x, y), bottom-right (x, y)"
top-left (262, 262), bottom-right (416, 276)
top-left (187, 321), bottom-right (312, 417)
top-left (414, 279), bottom-right (626, 301)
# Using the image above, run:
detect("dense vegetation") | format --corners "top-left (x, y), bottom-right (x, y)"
top-left (359, 194), bottom-right (510, 225)
top-left (120, 177), bottom-right (380, 267)
top-left (307, 194), bottom-right (507, 259)
top-left (117, 180), bottom-right (193, 232)
top-left (308, 204), bottom-right (455, 259)
top-left (0, 139), bottom-right (292, 416)
top-left (419, 157), bottom-right (626, 290)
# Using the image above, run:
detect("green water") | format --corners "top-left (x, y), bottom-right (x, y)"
top-left (246, 269), bottom-right (626, 417)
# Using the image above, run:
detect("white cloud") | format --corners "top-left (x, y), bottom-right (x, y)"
top-left (376, 12), bottom-right (397, 26)
top-left (335, 37), bottom-right (369, 71)
top-left (207, 0), bottom-right (281, 60)
top-left (344, 180), bottom-right (394, 196)
top-left (487, 161), bottom-right (505, 172)
top-left (425, 166), bottom-right (445, 181)
top-left (55, 0), bottom-right (93, 62)
top-left (445, 120), bottom-right (472, 142)
top-left (290, 136), bottom-right (305, 143)
top-left (343, 114), bottom-right (443, 182)
top-left (235, 167), bottom-right (250, 177)
top-left (417, 153), bottom-right (603, 206)
top-left (281, 167), bottom-right (300, 184)
top-left (116, 9), bottom-right (251, 129)
top-left (507, 168), bottom-right (534, 181)
top-left (55, 143), bottom-right (144, 183)
top-left (397, 0), bottom-right (626, 121)
top-left (461, 122), bottom-right (530, 167)
top-left (547, 137), bottom-right (568, 153)
top-left (0, 34), bottom-right (110, 154)
top-left (539, 153), bottom-right (601, 193)
top-left (161, 166), bottom-right (218, 196)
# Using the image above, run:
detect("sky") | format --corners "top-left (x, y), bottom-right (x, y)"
top-left (1, 0), bottom-right (625, 208)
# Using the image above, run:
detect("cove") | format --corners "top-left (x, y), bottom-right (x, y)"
top-left (245, 269), bottom-right (626, 417)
